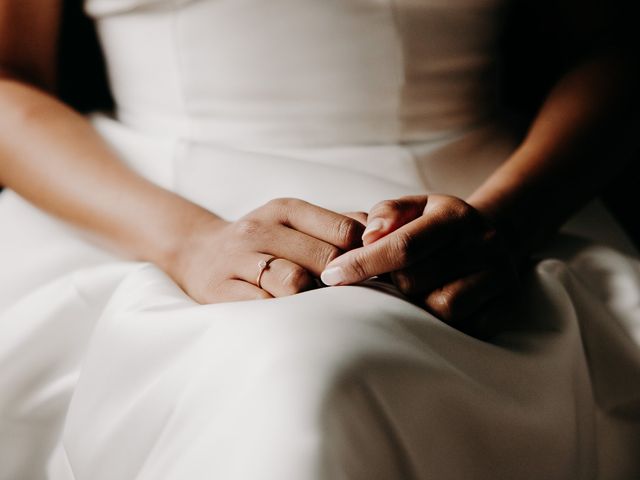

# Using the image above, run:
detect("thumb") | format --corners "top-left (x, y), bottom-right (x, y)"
top-left (321, 217), bottom-right (426, 286)
top-left (361, 195), bottom-right (428, 245)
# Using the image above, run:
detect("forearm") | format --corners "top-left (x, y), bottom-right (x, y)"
top-left (468, 51), bottom-right (640, 253)
top-left (0, 77), bottom-right (222, 268)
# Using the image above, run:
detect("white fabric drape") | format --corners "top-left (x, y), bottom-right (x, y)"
top-left (1, 0), bottom-right (640, 477)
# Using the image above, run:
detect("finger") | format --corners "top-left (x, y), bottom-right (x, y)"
top-left (206, 279), bottom-right (273, 304)
top-left (247, 224), bottom-right (343, 276)
top-left (390, 231), bottom-right (510, 296)
top-left (362, 196), bottom-right (428, 245)
top-left (231, 221), bottom-right (344, 276)
top-left (342, 211), bottom-right (368, 226)
top-left (322, 198), bottom-right (476, 285)
top-left (391, 248), bottom-right (490, 296)
top-left (263, 198), bottom-right (365, 250)
top-left (423, 270), bottom-right (506, 324)
top-left (259, 258), bottom-right (316, 297)
top-left (231, 253), bottom-right (315, 297)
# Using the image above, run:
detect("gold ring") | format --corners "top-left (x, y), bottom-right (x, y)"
top-left (256, 256), bottom-right (277, 289)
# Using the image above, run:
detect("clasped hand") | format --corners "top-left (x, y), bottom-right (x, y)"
top-left (322, 195), bottom-right (519, 324)
top-left (170, 195), bottom-right (518, 324)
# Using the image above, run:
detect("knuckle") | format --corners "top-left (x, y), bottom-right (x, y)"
top-left (281, 266), bottom-right (309, 294)
top-left (265, 197), bottom-right (284, 208)
top-left (393, 271), bottom-right (415, 294)
top-left (343, 211), bottom-right (368, 225)
top-left (265, 197), bottom-right (303, 223)
top-left (428, 287), bottom-right (461, 322)
top-left (233, 218), bottom-right (262, 239)
top-left (262, 199), bottom-right (276, 212)
top-left (348, 252), bottom-right (370, 280)
top-left (393, 230), bottom-right (416, 264)
top-left (264, 197), bottom-right (286, 214)
top-left (319, 245), bottom-right (342, 267)
top-left (268, 197), bottom-right (299, 210)
top-left (376, 199), bottom-right (403, 216)
top-left (335, 217), bottom-right (361, 247)
top-left (449, 200), bottom-right (472, 221)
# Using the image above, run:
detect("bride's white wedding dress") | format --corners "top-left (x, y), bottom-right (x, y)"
top-left (1, 0), bottom-right (640, 478)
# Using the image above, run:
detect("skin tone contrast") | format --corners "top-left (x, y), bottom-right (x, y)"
top-left (1, 1), bottom-right (638, 327)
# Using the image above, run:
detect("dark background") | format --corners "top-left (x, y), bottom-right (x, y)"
top-left (49, 0), bottom-right (637, 247)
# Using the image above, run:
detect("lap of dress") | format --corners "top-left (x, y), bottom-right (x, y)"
top-left (2, 118), bottom-right (640, 479)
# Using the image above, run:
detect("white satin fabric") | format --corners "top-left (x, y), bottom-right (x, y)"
top-left (1, 0), bottom-right (640, 478)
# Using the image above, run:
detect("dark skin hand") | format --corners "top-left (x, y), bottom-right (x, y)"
top-left (321, 1), bottom-right (640, 326)
top-left (321, 195), bottom-right (518, 326)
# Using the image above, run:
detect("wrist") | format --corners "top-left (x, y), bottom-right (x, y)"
top-left (149, 197), bottom-right (228, 276)
top-left (467, 196), bottom-right (531, 262)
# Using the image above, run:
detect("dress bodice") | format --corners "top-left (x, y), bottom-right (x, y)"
top-left (85, 0), bottom-right (506, 148)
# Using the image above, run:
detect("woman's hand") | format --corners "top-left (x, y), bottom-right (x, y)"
top-left (167, 198), bottom-right (366, 304)
top-left (320, 195), bottom-right (518, 325)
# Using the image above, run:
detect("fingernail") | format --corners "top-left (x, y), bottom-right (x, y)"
top-left (362, 218), bottom-right (384, 240)
top-left (321, 267), bottom-right (345, 286)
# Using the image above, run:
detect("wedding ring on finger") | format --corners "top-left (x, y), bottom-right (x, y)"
top-left (256, 256), bottom-right (277, 289)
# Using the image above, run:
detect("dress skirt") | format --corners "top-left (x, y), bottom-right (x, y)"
top-left (1, 115), bottom-right (640, 480)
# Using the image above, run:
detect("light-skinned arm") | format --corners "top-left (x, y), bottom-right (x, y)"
top-left (1, 2), bottom-right (364, 303)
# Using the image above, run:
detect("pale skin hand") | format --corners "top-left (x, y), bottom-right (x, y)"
top-left (170, 199), bottom-right (365, 303)
top-left (0, 2), bottom-right (365, 304)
